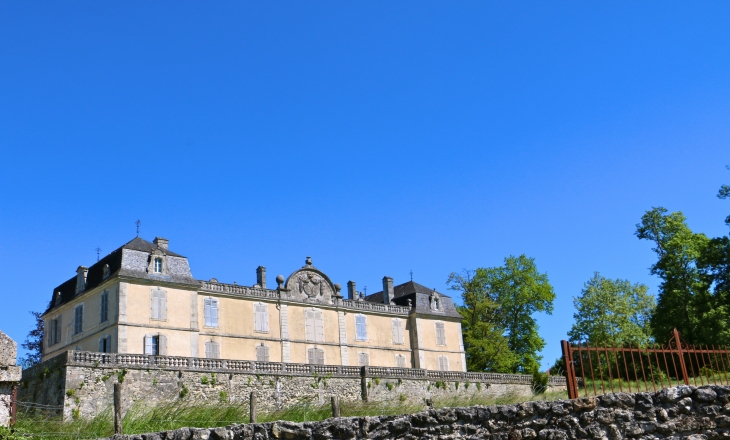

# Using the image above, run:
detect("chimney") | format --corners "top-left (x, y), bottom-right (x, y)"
top-left (382, 276), bottom-right (394, 305)
top-left (154, 237), bottom-right (169, 251)
top-left (76, 266), bottom-right (88, 294)
top-left (347, 280), bottom-right (356, 300)
top-left (256, 266), bottom-right (266, 288)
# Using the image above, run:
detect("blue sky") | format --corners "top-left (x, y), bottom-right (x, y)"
top-left (1, 2), bottom-right (728, 369)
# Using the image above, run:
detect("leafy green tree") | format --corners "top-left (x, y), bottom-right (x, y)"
top-left (635, 207), bottom-right (710, 344)
top-left (21, 311), bottom-right (44, 368)
top-left (568, 272), bottom-right (655, 346)
top-left (449, 255), bottom-right (555, 373)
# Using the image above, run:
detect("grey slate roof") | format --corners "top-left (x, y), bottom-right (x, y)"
top-left (365, 281), bottom-right (462, 319)
top-left (45, 237), bottom-right (197, 314)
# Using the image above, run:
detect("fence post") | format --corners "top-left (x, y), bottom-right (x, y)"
top-left (249, 392), bottom-right (257, 423)
top-left (331, 396), bottom-right (340, 418)
top-left (673, 328), bottom-right (690, 385)
top-left (360, 366), bottom-right (369, 401)
top-left (113, 383), bottom-right (122, 435)
top-left (561, 340), bottom-right (578, 399)
top-left (9, 385), bottom-right (17, 426)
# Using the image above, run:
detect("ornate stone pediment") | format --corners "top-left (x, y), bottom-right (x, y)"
top-left (284, 257), bottom-right (336, 304)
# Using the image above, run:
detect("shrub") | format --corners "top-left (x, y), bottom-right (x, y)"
top-left (117, 369), bottom-right (127, 383)
top-left (532, 369), bottom-right (549, 395)
top-left (386, 382), bottom-right (394, 391)
top-left (65, 389), bottom-right (75, 398)
top-left (465, 382), bottom-right (470, 389)
top-left (179, 384), bottom-right (189, 399)
top-left (71, 408), bottom-right (80, 420)
top-left (201, 375), bottom-right (209, 385)
top-left (219, 391), bottom-right (228, 403)
top-left (373, 377), bottom-right (381, 385)
top-left (476, 382), bottom-right (482, 391)
top-left (399, 393), bottom-right (407, 402)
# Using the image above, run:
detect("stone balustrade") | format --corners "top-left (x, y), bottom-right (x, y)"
top-left (63, 350), bottom-right (567, 385)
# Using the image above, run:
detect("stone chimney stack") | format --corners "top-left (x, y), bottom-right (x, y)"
top-left (154, 237), bottom-right (169, 251)
top-left (76, 266), bottom-right (88, 294)
top-left (382, 276), bottom-right (394, 305)
top-left (347, 280), bottom-right (356, 300)
top-left (256, 266), bottom-right (266, 288)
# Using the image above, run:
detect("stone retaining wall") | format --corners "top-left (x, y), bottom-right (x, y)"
top-left (101, 385), bottom-right (730, 440)
top-left (20, 351), bottom-right (564, 420)
top-left (0, 330), bottom-right (21, 427)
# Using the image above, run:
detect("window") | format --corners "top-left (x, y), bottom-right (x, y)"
top-left (392, 318), bottom-right (404, 344)
top-left (205, 341), bottom-right (220, 359)
top-left (48, 316), bottom-right (62, 346)
top-left (438, 355), bottom-right (449, 371)
top-left (305, 310), bottom-right (324, 342)
top-left (154, 258), bottom-right (163, 273)
top-left (150, 289), bottom-right (167, 320)
top-left (256, 344), bottom-right (270, 362)
top-left (435, 322), bottom-right (446, 346)
top-left (395, 354), bottom-right (407, 368)
top-left (355, 315), bottom-right (367, 341)
top-left (307, 347), bottom-right (324, 365)
top-left (100, 290), bottom-right (109, 323)
top-left (254, 303), bottom-right (269, 333)
top-left (98, 335), bottom-right (112, 353)
top-left (144, 334), bottom-right (166, 355)
top-left (204, 298), bottom-right (219, 327)
top-left (357, 352), bottom-right (369, 367)
top-left (73, 304), bottom-right (84, 335)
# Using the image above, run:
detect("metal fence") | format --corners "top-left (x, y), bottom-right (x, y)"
top-left (561, 328), bottom-right (730, 399)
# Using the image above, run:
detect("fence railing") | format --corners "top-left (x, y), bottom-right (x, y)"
top-left (26, 350), bottom-right (567, 386)
top-left (561, 328), bottom-right (730, 399)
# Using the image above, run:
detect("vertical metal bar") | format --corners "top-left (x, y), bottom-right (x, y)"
top-left (687, 345), bottom-right (699, 386)
top-left (637, 342), bottom-right (648, 391)
top-left (653, 345), bottom-right (665, 390)
top-left (612, 342), bottom-right (623, 393)
top-left (603, 343), bottom-right (615, 393)
top-left (578, 342), bottom-right (589, 398)
top-left (597, 344), bottom-right (606, 395)
top-left (710, 345), bottom-right (722, 385)
top-left (629, 344), bottom-right (641, 392)
top-left (723, 346), bottom-right (730, 386)
top-left (720, 346), bottom-right (730, 385)
top-left (703, 345), bottom-right (715, 385)
top-left (673, 328), bottom-right (690, 385)
top-left (646, 345), bottom-right (657, 392)
top-left (661, 345), bottom-right (673, 387)
top-left (587, 343), bottom-right (598, 396)
top-left (561, 340), bottom-right (578, 399)
top-left (10, 385), bottom-right (17, 426)
top-left (622, 345), bottom-right (632, 393)
top-left (692, 346), bottom-right (704, 386)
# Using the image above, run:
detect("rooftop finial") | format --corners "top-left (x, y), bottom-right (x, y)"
top-left (136, 219), bottom-right (141, 237)
top-left (410, 270), bottom-right (413, 281)
top-left (305, 256), bottom-right (312, 267)
top-left (96, 247), bottom-right (101, 262)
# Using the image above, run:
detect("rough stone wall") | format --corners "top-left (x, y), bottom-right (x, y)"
top-left (0, 329), bottom-right (21, 427)
top-left (22, 364), bottom-right (554, 420)
top-left (101, 385), bottom-right (730, 440)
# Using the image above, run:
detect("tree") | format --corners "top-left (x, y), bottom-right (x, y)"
top-left (21, 311), bottom-right (44, 368)
top-left (448, 255), bottom-right (555, 373)
top-left (568, 272), bottom-right (655, 346)
top-left (635, 207), bottom-right (710, 344)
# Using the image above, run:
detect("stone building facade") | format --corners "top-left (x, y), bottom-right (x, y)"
top-left (0, 330), bottom-right (21, 427)
top-left (41, 236), bottom-right (466, 372)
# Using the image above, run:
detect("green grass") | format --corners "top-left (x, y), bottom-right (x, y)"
top-left (5, 391), bottom-right (569, 440)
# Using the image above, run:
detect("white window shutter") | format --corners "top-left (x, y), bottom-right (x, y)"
top-left (160, 293), bottom-right (167, 320)
top-left (305, 311), bottom-right (315, 341)
top-left (151, 292), bottom-right (159, 319)
top-left (307, 348), bottom-right (314, 364)
top-left (144, 334), bottom-right (153, 355)
top-left (205, 341), bottom-right (211, 358)
top-left (317, 349), bottom-right (324, 365)
top-left (106, 335), bottom-right (112, 353)
top-left (254, 304), bottom-right (262, 332)
top-left (211, 300), bottom-right (218, 327)
top-left (263, 345), bottom-right (269, 361)
top-left (56, 316), bottom-right (62, 344)
top-left (262, 304), bottom-right (268, 332)
top-left (204, 299), bottom-right (211, 326)
top-left (315, 311), bottom-right (324, 342)
top-left (158, 335), bottom-right (167, 355)
top-left (214, 342), bottom-right (220, 359)
top-left (98, 338), bottom-right (104, 352)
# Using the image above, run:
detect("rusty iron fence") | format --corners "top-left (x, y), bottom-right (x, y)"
top-left (561, 329), bottom-right (730, 399)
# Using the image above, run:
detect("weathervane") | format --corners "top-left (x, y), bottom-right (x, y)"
top-left (136, 220), bottom-right (141, 237)
top-left (410, 270), bottom-right (413, 281)
top-left (96, 247), bottom-right (101, 262)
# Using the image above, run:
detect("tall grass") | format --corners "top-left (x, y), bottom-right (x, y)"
top-left (6, 391), bottom-right (569, 440)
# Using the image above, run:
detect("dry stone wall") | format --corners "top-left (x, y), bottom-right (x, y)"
top-left (0, 330), bottom-right (21, 427)
top-left (102, 385), bottom-right (730, 440)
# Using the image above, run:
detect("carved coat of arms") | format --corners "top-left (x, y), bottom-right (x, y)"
top-left (297, 273), bottom-right (322, 299)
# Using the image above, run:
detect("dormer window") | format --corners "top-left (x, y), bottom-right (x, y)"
top-left (154, 258), bottom-right (162, 273)
top-left (102, 264), bottom-right (110, 279)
